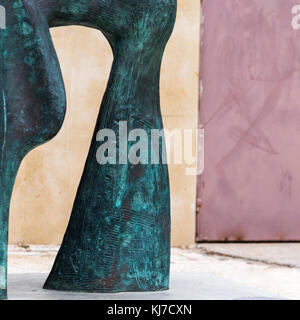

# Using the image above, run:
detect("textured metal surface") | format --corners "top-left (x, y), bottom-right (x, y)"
top-left (197, 0), bottom-right (300, 241)
top-left (0, 0), bottom-right (66, 299)
top-left (0, 0), bottom-right (176, 299)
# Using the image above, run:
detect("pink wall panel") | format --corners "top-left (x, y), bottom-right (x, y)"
top-left (197, 0), bottom-right (300, 241)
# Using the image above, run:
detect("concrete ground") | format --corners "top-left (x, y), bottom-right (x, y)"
top-left (7, 243), bottom-right (300, 300)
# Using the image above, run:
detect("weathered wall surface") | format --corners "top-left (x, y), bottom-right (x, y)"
top-left (8, 0), bottom-right (200, 246)
top-left (198, 0), bottom-right (300, 241)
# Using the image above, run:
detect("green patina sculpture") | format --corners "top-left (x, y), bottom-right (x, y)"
top-left (0, 0), bottom-right (176, 299)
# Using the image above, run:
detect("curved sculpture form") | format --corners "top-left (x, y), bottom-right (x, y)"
top-left (0, 0), bottom-right (66, 299)
top-left (0, 0), bottom-right (176, 298)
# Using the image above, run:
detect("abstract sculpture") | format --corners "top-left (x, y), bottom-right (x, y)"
top-left (0, 0), bottom-right (177, 299)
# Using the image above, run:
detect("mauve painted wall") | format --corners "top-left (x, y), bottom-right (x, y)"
top-left (197, 0), bottom-right (300, 241)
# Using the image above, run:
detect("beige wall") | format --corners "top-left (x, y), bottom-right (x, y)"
top-left (8, 1), bottom-right (200, 246)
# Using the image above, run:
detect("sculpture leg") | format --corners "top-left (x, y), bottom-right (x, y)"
top-left (44, 49), bottom-right (171, 292)
top-left (0, 0), bottom-right (66, 299)
top-left (0, 191), bottom-right (9, 300)
top-left (0, 156), bottom-right (21, 300)
top-left (44, 2), bottom-right (177, 292)
top-left (0, 219), bottom-right (8, 300)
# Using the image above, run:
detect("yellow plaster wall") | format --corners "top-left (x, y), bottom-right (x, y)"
top-left (8, 0), bottom-right (200, 246)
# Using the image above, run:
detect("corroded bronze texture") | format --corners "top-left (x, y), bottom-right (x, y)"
top-left (0, 0), bottom-right (176, 298)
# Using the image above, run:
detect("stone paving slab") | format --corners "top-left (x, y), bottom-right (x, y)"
top-left (6, 272), bottom-right (281, 300)
top-left (195, 244), bottom-right (300, 268)
top-left (6, 245), bottom-right (300, 299)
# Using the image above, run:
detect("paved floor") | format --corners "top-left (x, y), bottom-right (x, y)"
top-left (7, 272), bottom-right (279, 300)
top-left (7, 244), bottom-right (300, 300)
top-left (197, 243), bottom-right (300, 267)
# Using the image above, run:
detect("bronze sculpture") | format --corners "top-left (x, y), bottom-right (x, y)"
top-left (0, 0), bottom-right (176, 299)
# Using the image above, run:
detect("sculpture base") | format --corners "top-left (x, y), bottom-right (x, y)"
top-left (0, 289), bottom-right (7, 300)
top-left (43, 278), bottom-right (169, 294)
